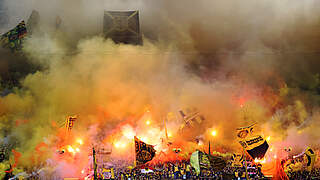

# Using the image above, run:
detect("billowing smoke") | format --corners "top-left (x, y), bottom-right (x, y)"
top-left (1, 0), bottom-right (320, 178)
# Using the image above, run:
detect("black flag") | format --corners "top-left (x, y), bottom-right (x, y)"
top-left (134, 136), bottom-right (156, 165)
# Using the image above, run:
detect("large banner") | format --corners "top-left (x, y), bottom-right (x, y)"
top-left (103, 11), bottom-right (141, 45)
top-left (135, 136), bottom-right (156, 165)
top-left (0, 21), bottom-right (27, 51)
top-left (237, 124), bottom-right (269, 159)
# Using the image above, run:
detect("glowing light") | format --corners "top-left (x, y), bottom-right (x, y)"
top-left (254, 158), bottom-right (266, 164)
top-left (114, 142), bottom-right (121, 148)
top-left (75, 148), bottom-right (80, 152)
top-left (114, 141), bottom-right (126, 148)
top-left (274, 155), bottom-right (277, 159)
top-left (124, 130), bottom-right (135, 139)
top-left (211, 130), bottom-right (217, 137)
top-left (76, 139), bottom-right (83, 145)
top-left (141, 137), bottom-right (148, 142)
top-left (67, 145), bottom-right (75, 153)
top-left (168, 132), bottom-right (172, 138)
top-left (81, 170), bottom-right (85, 174)
top-left (146, 120), bottom-right (151, 125)
top-left (198, 141), bottom-right (203, 146)
top-left (266, 136), bottom-right (271, 141)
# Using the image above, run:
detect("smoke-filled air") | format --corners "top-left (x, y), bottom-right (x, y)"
top-left (0, 0), bottom-right (320, 179)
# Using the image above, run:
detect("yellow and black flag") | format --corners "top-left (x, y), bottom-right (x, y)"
top-left (134, 136), bottom-right (156, 166)
top-left (237, 124), bottom-right (269, 159)
top-left (231, 153), bottom-right (244, 167)
top-left (305, 147), bottom-right (316, 172)
top-left (0, 21), bottom-right (27, 51)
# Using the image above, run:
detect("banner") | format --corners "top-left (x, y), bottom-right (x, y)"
top-left (0, 21), bottom-right (27, 51)
top-left (103, 11), bottom-right (141, 45)
top-left (237, 124), bottom-right (269, 159)
top-left (134, 136), bottom-right (156, 166)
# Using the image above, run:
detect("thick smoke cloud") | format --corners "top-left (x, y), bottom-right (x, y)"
top-left (0, 0), bottom-right (320, 177)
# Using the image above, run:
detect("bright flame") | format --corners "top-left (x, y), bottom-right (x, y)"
top-left (168, 132), bottom-right (172, 138)
top-left (67, 145), bottom-right (75, 153)
top-left (114, 141), bottom-right (126, 148)
top-left (146, 120), bottom-right (151, 125)
top-left (211, 130), bottom-right (217, 137)
top-left (81, 170), bottom-right (84, 174)
top-left (75, 148), bottom-right (80, 152)
top-left (114, 142), bottom-right (121, 148)
top-left (76, 139), bottom-right (83, 145)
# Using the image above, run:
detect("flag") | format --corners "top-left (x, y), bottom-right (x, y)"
top-left (179, 108), bottom-right (205, 130)
top-left (190, 151), bottom-right (201, 175)
top-left (231, 153), bottom-right (244, 167)
top-left (103, 11), bottom-right (142, 45)
top-left (305, 147), bottom-right (316, 172)
top-left (65, 115), bottom-right (77, 131)
top-left (0, 21), bottom-right (27, 51)
top-left (190, 150), bottom-right (211, 175)
top-left (237, 124), bottom-right (269, 159)
top-left (134, 136), bottom-right (156, 166)
top-left (101, 168), bottom-right (114, 179)
top-left (208, 154), bottom-right (226, 171)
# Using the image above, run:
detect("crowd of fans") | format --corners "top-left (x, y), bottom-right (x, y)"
top-left (104, 161), bottom-right (267, 180)
top-left (91, 160), bottom-right (320, 180)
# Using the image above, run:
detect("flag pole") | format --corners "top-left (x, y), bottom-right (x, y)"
top-left (243, 147), bottom-right (248, 180)
top-left (133, 136), bottom-right (136, 167)
top-left (208, 141), bottom-right (211, 155)
top-left (93, 147), bottom-right (97, 180)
